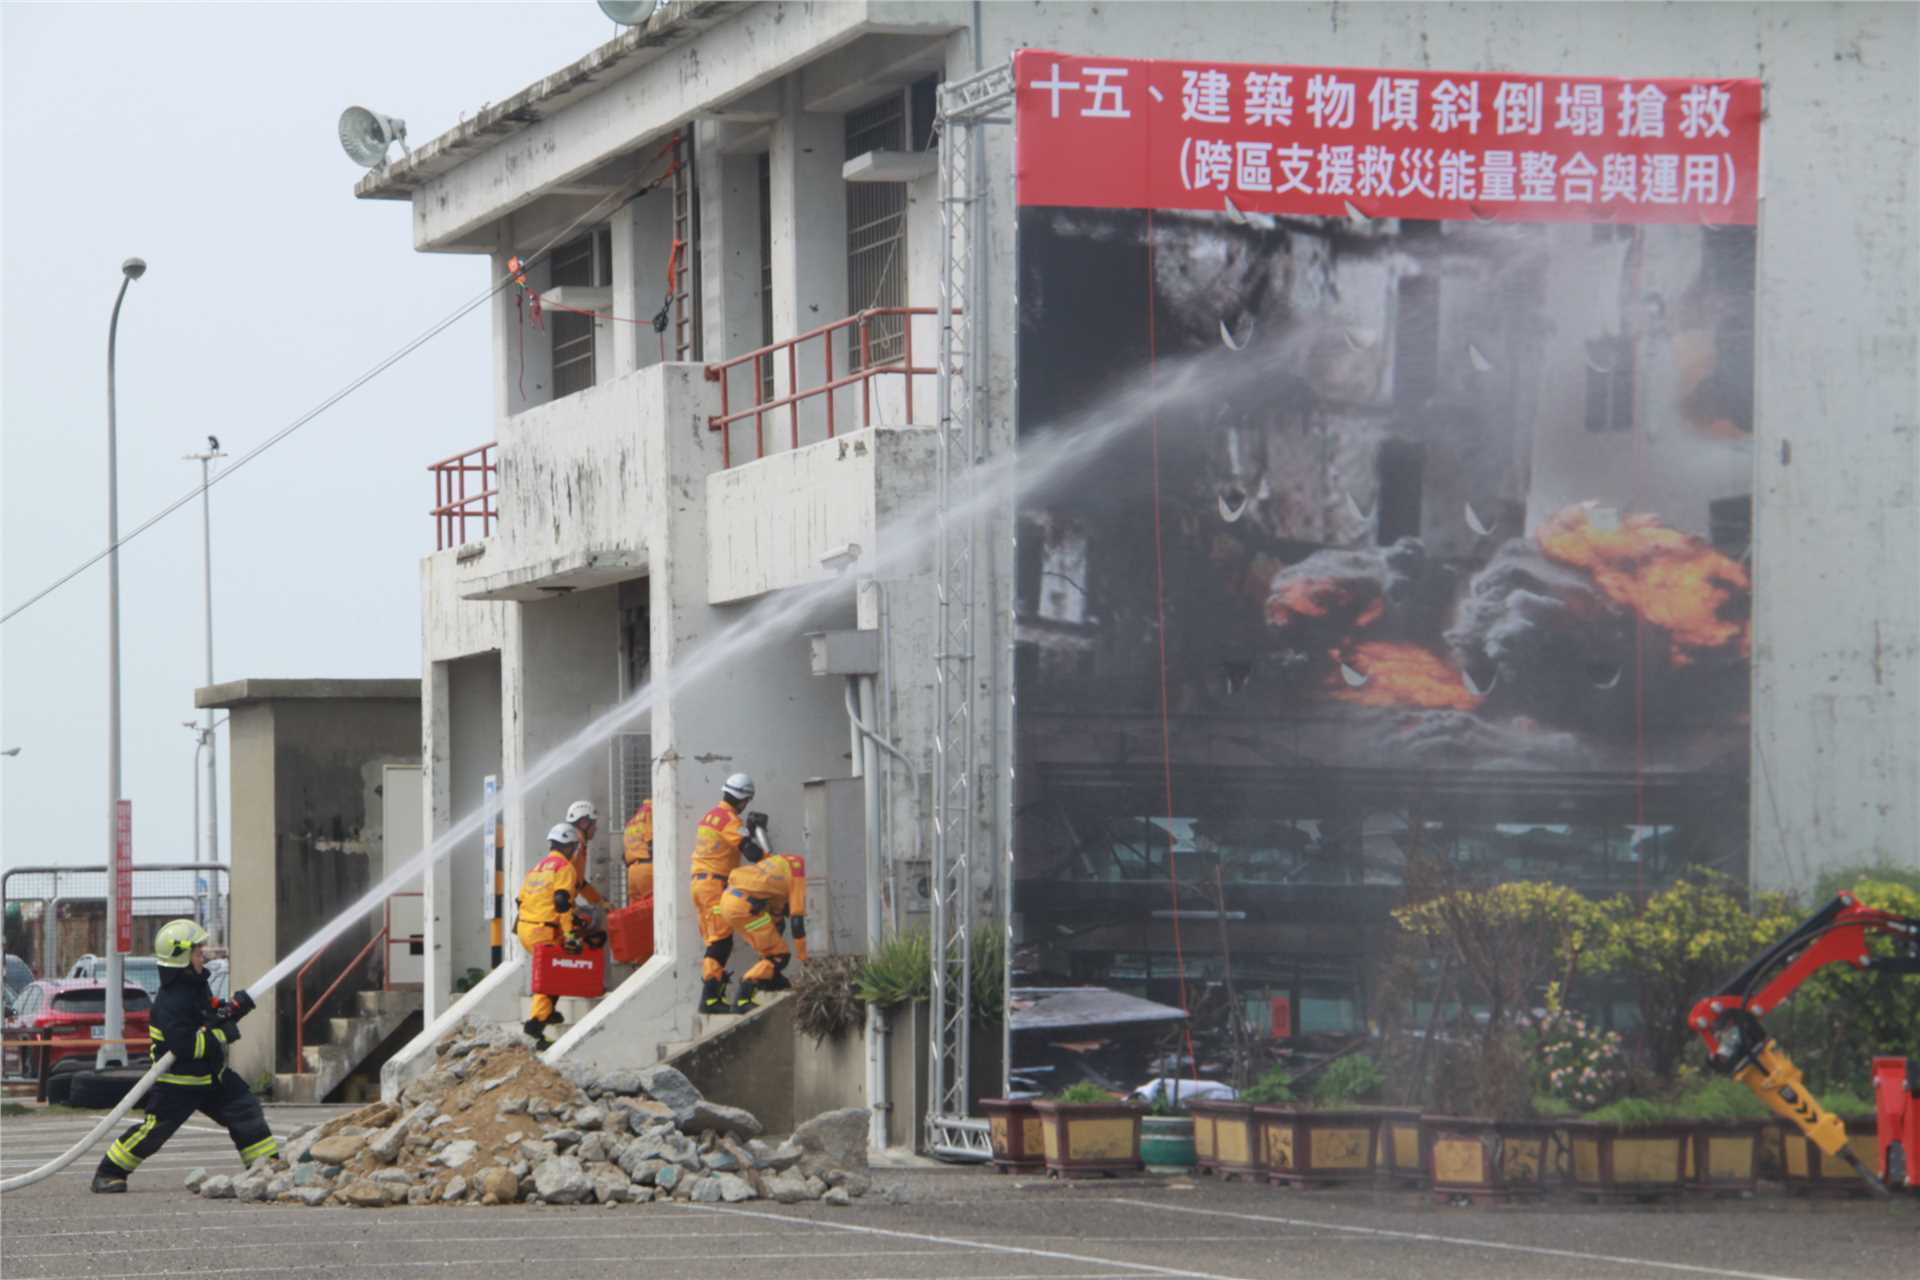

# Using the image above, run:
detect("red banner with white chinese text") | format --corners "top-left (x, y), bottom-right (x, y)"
top-left (1014, 50), bottom-right (1761, 224)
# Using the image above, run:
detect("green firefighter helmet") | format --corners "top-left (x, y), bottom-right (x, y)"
top-left (154, 918), bottom-right (211, 968)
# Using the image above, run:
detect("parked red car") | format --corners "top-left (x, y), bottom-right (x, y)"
top-left (4, 979), bottom-right (152, 1081)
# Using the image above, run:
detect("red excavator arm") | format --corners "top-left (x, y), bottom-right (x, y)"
top-left (1687, 890), bottom-right (1920, 1193)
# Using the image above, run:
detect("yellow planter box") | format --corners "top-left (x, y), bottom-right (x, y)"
top-left (1032, 1101), bottom-right (1143, 1179)
top-left (1566, 1122), bottom-right (1691, 1198)
top-left (1255, 1106), bottom-right (1383, 1188)
top-left (981, 1098), bottom-right (1045, 1173)
top-left (1779, 1117), bottom-right (1880, 1196)
top-left (1421, 1116), bottom-right (1555, 1203)
top-left (1188, 1100), bottom-right (1262, 1180)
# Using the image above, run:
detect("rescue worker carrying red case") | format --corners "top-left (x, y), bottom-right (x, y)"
top-left (92, 919), bottom-right (276, 1193)
top-left (516, 823), bottom-right (608, 1043)
top-left (691, 773), bottom-right (763, 1013)
top-left (714, 817), bottom-right (807, 1013)
top-left (623, 798), bottom-right (654, 904)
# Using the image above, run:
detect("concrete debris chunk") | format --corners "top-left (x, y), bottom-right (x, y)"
top-left (342, 1180), bottom-right (389, 1208)
top-left (590, 1168), bottom-right (633, 1204)
top-left (232, 1172), bottom-right (273, 1202)
top-left (442, 1175), bottom-right (468, 1202)
top-left (791, 1107), bottom-right (870, 1176)
top-left (826, 1169), bottom-right (871, 1197)
top-left (478, 1167), bottom-right (520, 1205)
top-left (183, 1167), bottom-right (208, 1192)
top-left (653, 1164), bottom-right (683, 1194)
top-left (532, 1155), bottom-right (593, 1205)
top-left (596, 1067), bottom-right (649, 1097)
top-left (822, 1187), bottom-right (853, 1207)
top-left (746, 1138), bottom-right (774, 1168)
top-left (292, 1162), bottom-right (334, 1188)
top-left (573, 1104), bottom-right (606, 1132)
top-left (308, 1134), bottom-right (366, 1166)
top-left (714, 1172), bottom-right (757, 1203)
top-left (267, 1174), bottom-right (294, 1199)
top-left (768, 1171), bottom-right (814, 1203)
top-left (476, 1066), bottom-right (521, 1095)
top-left (497, 1096), bottom-right (529, 1117)
top-left (765, 1140), bottom-right (804, 1172)
top-left (541, 1128), bottom-right (582, 1151)
top-left (198, 1175), bottom-right (235, 1199)
top-left (688, 1175), bottom-right (723, 1203)
top-left (434, 1140), bottom-right (479, 1170)
top-left (577, 1132), bottom-right (611, 1163)
top-left (684, 1100), bottom-right (763, 1140)
top-left (635, 1065), bottom-right (702, 1124)
top-left (290, 1186), bottom-right (331, 1207)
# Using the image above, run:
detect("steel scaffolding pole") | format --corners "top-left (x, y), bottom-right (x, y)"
top-left (928, 61), bottom-right (1013, 1161)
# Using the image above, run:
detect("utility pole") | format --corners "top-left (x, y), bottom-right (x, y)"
top-left (185, 437), bottom-right (226, 865)
top-left (103, 256), bottom-right (146, 1068)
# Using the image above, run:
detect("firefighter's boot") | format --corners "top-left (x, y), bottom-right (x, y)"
top-left (523, 1018), bottom-right (548, 1043)
top-left (700, 976), bottom-right (732, 1014)
top-left (90, 1173), bottom-right (128, 1194)
top-left (733, 979), bottom-right (761, 1014)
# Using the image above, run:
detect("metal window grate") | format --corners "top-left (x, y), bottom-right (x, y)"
top-left (549, 230), bottom-right (609, 400)
top-left (607, 734), bottom-right (653, 910)
top-left (757, 153), bottom-right (775, 403)
top-left (846, 95), bottom-right (909, 369)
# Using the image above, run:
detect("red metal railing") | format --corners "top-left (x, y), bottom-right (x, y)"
top-left (429, 443), bottom-right (498, 550)
top-left (703, 306), bottom-right (941, 468)
top-left (294, 892), bottom-right (422, 1070)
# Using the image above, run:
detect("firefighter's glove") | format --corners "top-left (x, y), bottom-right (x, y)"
top-left (562, 933), bottom-right (585, 955)
top-left (746, 811), bottom-right (769, 834)
top-left (583, 929), bottom-right (609, 951)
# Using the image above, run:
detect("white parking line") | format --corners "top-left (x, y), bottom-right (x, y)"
top-left (4, 1227), bottom-right (794, 1257)
top-left (2, 1247), bottom-right (983, 1280)
top-left (695, 1203), bottom-right (1250, 1280)
top-left (1108, 1198), bottom-right (1816, 1280)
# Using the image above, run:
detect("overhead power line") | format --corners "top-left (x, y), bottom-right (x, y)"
top-left (2, 165), bottom-right (670, 628)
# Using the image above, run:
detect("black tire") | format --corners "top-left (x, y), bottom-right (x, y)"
top-left (44, 1070), bottom-right (75, 1105)
top-left (68, 1067), bottom-right (148, 1110)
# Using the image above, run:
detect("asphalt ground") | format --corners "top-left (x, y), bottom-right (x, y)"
top-left (3, 1106), bottom-right (1916, 1280)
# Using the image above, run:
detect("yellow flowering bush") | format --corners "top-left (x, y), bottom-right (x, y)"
top-left (1587, 872), bottom-right (1797, 1080)
top-left (1393, 881), bottom-right (1600, 1041)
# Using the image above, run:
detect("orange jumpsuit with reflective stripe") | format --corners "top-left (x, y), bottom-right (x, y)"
top-left (623, 800), bottom-right (654, 903)
top-left (691, 802), bottom-right (747, 978)
top-left (515, 850), bottom-right (584, 1022)
top-left (718, 853), bottom-right (807, 982)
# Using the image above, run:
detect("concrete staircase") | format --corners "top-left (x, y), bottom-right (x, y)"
top-left (657, 991), bottom-right (791, 1061)
top-left (274, 989), bottom-right (424, 1103)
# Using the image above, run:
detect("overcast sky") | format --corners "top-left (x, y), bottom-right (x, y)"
top-left (2, 2), bottom-right (617, 873)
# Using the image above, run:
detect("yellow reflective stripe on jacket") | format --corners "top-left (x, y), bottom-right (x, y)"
top-left (745, 913), bottom-right (773, 932)
top-left (211, 1026), bottom-right (228, 1043)
top-left (194, 1027), bottom-right (206, 1059)
top-left (157, 1072), bottom-right (213, 1086)
top-left (149, 1026), bottom-right (164, 1041)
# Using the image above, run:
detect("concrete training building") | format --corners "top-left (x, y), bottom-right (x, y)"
top-left (346, 2), bottom-right (1916, 1147)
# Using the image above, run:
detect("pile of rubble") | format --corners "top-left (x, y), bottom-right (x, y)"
top-left (187, 1022), bottom-right (879, 1209)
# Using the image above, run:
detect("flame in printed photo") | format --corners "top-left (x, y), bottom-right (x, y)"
top-left (1535, 505), bottom-right (1751, 665)
top-left (1266, 577), bottom-right (1385, 629)
top-left (1329, 641), bottom-right (1483, 710)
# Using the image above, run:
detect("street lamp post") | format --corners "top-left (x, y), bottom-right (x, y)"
top-left (103, 256), bottom-right (145, 1069)
top-left (185, 437), bottom-right (226, 867)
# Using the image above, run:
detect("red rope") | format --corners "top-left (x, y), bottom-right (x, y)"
top-left (1145, 209), bottom-right (1202, 1085)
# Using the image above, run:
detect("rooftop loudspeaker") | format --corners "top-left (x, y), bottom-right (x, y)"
top-left (338, 107), bottom-right (408, 169)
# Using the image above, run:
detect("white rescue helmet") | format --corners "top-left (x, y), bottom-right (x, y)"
top-left (721, 773), bottom-right (755, 804)
top-left (546, 823), bottom-right (580, 848)
top-left (566, 800), bottom-right (598, 825)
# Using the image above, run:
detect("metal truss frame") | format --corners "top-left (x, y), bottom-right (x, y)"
top-left (929, 60), bottom-right (1014, 1162)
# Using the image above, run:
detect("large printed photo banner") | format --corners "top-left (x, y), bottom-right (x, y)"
top-left (1014, 51), bottom-right (1762, 225)
top-left (1011, 51), bottom-right (1760, 789)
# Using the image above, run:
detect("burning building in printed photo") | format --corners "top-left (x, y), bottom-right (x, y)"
top-left (1011, 206), bottom-right (1755, 1085)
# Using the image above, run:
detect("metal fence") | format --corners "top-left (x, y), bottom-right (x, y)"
top-left (3, 864), bottom-right (230, 981)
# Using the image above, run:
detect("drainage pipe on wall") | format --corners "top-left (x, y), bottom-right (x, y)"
top-left (844, 675), bottom-right (920, 1152)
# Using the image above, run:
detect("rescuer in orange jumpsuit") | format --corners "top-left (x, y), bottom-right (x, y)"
top-left (715, 825), bottom-right (807, 1013)
top-left (563, 799), bottom-right (609, 916)
top-left (691, 773), bottom-right (763, 1013)
top-left (515, 823), bottom-right (603, 1043)
top-left (623, 799), bottom-right (654, 904)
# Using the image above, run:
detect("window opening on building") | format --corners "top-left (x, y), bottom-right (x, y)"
top-left (845, 91), bottom-right (909, 369)
top-left (550, 227), bottom-right (611, 400)
top-left (1584, 334), bottom-right (1635, 432)
top-left (1375, 439), bottom-right (1425, 544)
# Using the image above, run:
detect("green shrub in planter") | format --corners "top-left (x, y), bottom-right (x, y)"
top-left (1239, 1066), bottom-right (1295, 1105)
top-left (1311, 1054), bottom-right (1385, 1106)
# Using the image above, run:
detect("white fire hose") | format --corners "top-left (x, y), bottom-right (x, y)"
top-left (0, 1052), bottom-right (174, 1193)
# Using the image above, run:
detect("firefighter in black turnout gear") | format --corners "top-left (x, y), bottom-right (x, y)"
top-left (91, 919), bottom-right (278, 1193)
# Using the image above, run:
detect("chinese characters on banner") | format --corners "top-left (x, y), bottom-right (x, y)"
top-left (115, 799), bottom-right (133, 953)
top-left (1014, 52), bottom-right (1761, 224)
